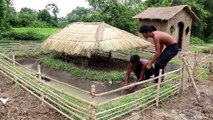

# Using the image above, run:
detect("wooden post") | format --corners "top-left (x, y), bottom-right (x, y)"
top-left (37, 64), bottom-right (42, 80)
top-left (12, 55), bottom-right (15, 66)
top-left (182, 57), bottom-right (200, 99)
top-left (180, 53), bottom-right (188, 90)
top-left (179, 56), bottom-right (184, 95)
top-left (90, 85), bottom-right (96, 98)
top-left (156, 69), bottom-right (162, 107)
top-left (89, 85), bottom-right (96, 120)
top-left (37, 64), bottom-right (44, 105)
top-left (89, 103), bottom-right (96, 120)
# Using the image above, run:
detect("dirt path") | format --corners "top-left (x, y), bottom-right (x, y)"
top-left (136, 75), bottom-right (213, 120)
top-left (0, 73), bottom-right (68, 120)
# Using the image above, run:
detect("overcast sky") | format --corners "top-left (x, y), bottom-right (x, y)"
top-left (13, 0), bottom-right (90, 17)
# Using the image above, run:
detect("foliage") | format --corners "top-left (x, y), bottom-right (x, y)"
top-left (0, 30), bottom-right (44, 41)
top-left (96, 83), bottom-right (176, 119)
top-left (46, 3), bottom-right (59, 23)
top-left (189, 44), bottom-right (213, 51)
top-left (39, 56), bottom-right (125, 81)
top-left (121, 49), bottom-right (153, 60)
top-left (3, 0), bottom-right (213, 43)
top-left (190, 36), bottom-right (204, 45)
top-left (0, 27), bottom-right (60, 40)
top-left (66, 7), bottom-right (92, 23)
top-left (0, 0), bottom-right (10, 31)
top-left (15, 50), bottom-right (50, 57)
top-left (12, 27), bottom-right (60, 39)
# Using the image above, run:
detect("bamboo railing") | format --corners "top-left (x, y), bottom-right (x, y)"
top-left (0, 49), bottom-right (212, 120)
top-left (0, 53), bottom-right (91, 120)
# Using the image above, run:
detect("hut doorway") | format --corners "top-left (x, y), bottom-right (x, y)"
top-left (178, 22), bottom-right (184, 50)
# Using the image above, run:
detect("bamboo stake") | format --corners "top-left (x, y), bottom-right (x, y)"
top-left (180, 59), bottom-right (184, 95)
top-left (182, 57), bottom-right (200, 99)
top-left (156, 69), bottom-right (162, 107)
top-left (37, 64), bottom-right (42, 80)
top-left (88, 103), bottom-right (96, 120)
top-left (12, 55), bottom-right (15, 66)
top-left (89, 85), bottom-right (96, 120)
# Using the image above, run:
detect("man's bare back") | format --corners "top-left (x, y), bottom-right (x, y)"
top-left (153, 31), bottom-right (177, 47)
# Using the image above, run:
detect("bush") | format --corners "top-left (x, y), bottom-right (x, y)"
top-left (190, 36), bottom-right (204, 45)
top-left (0, 30), bottom-right (45, 41)
top-left (207, 34), bottom-right (213, 43)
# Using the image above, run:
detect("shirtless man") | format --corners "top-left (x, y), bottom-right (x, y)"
top-left (124, 55), bottom-right (154, 86)
top-left (139, 25), bottom-right (179, 82)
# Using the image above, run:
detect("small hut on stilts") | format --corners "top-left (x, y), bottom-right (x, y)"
top-left (42, 22), bottom-right (151, 66)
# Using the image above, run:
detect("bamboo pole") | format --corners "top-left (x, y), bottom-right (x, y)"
top-left (182, 57), bottom-right (200, 99)
top-left (88, 103), bottom-right (96, 120)
top-left (156, 69), bottom-right (162, 107)
top-left (89, 85), bottom-right (96, 120)
top-left (180, 58), bottom-right (184, 95)
top-left (37, 64), bottom-right (42, 80)
top-left (12, 55), bottom-right (15, 66)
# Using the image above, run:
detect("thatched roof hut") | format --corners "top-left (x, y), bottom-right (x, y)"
top-left (42, 22), bottom-right (151, 57)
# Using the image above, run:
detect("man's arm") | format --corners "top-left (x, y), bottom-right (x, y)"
top-left (146, 38), bottom-right (163, 69)
top-left (124, 64), bottom-right (133, 85)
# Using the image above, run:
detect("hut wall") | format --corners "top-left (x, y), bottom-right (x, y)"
top-left (139, 19), bottom-right (168, 44)
top-left (167, 10), bottom-right (192, 51)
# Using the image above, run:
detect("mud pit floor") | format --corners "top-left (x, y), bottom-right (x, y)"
top-left (127, 75), bottom-right (213, 120)
top-left (0, 73), bottom-right (68, 120)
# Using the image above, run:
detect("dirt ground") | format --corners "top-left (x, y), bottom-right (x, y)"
top-left (133, 74), bottom-right (213, 120)
top-left (0, 73), bottom-right (68, 120)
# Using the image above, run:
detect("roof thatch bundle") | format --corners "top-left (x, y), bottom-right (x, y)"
top-left (42, 22), bottom-right (151, 57)
top-left (133, 5), bottom-right (199, 21)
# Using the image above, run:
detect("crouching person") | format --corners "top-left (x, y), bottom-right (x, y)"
top-left (124, 55), bottom-right (154, 92)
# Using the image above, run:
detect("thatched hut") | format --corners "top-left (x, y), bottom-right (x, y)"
top-left (42, 22), bottom-right (151, 58)
top-left (133, 5), bottom-right (199, 51)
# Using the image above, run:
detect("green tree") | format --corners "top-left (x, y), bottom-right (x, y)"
top-left (0, 0), bottom-right (9, 31)
top-left (87, 0), bottom-right (140, 34)
top-left (66, 7), bottom-right (92, 23)
top-left (46, 3), bottom-right (59, 22)
top-left (18, 7), bottom-right (37, 27)
top-left (38, 9), bottom-right (52, 23)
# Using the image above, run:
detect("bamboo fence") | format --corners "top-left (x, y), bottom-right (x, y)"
top-left (0, 41), bottom-right (41, 55)
top-left (0, 50), bottom-right (212, 120)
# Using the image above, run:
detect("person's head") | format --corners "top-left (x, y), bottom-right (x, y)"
top-left (130, 55), bottom-right (140, 66)
top-left (139, 25), bottom-right (153, 39)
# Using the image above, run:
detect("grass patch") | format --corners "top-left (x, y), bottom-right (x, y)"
top-left (96, 83), bottom-right (176, 119)
top-left (12, 27), bottom-right (61, 40)
top-left (39, 56), bottom-right (125, 81)
top-left (190, 44), bottom-right (213, 51)
top-left (15, 50), bottom-right (50, 57)
top-left (121, 49), bottom-right (153, 60)
top-left (196, 67), bottom-right (210, 80)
